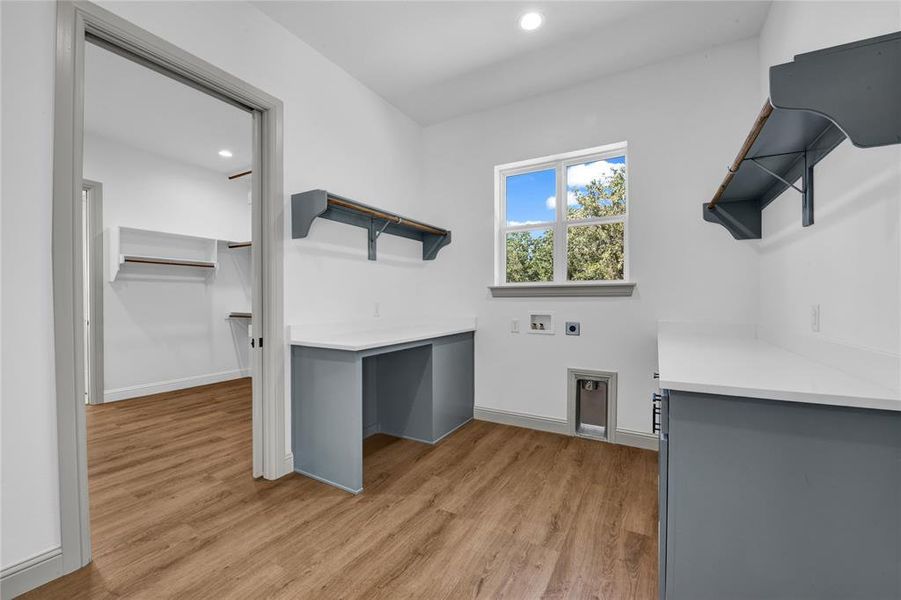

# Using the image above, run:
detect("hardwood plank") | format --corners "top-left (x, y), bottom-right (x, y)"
top-left (22, 378), bottom-right (658, 599)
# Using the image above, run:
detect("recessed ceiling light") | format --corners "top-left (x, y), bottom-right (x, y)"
top-left (218, 149), bottom-right (233, 158)
top-left (519, 11), bottom-right (544, 32)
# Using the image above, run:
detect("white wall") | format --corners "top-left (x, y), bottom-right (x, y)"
top-left (422, 39), bottom-right (762, 434)
top-left (83, 134), bottom-right (252, 400)
top-left (1, 0), bottom-right (429, 573)
top-left (756, 1), bottom-right (901, 390)
top-left (0, 0), bottom-right (62, 572)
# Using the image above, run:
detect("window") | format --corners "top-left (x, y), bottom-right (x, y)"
top-left (493, 143), bottom-right (632, 296)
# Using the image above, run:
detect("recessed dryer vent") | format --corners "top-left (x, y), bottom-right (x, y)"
top-left (568, 369), bottom-right (617, 442)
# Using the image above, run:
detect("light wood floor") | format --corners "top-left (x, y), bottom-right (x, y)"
top-left (24, 378), bottom-right (658, 599)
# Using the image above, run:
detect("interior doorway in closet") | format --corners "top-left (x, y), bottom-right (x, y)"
top-left (80, 37), bottom-right (258, 546)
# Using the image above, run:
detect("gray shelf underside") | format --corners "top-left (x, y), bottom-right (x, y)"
top-left (705, 31), bottom-right (900, 240)
top-left (291, 189), bottom-right (451, 260)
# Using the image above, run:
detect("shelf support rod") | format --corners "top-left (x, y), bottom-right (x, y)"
top-left (747, 151), bottom-right (814, 227)
top-left (748, 158), bottom-right (805, 194)
top-left (802, 151), bottom-right (814, 227)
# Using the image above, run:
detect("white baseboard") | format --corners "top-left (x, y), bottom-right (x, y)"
top-left (103, 369), bottom-right (250, 402)
top-left (1, 547), bottom-right (63, 600)
top-left (474, 407), bottom-right (659, 451)
top-left (474, 406), bottom-right (570, 435)
top-left (279, 452), bottom-right (294, 478)
top-left (614, 428), bottom-right (659, 451)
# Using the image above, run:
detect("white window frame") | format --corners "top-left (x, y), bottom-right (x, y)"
top-left (492, 142), bottom-right (634, 297)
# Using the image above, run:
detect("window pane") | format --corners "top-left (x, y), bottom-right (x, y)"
top-left (506, 229), bottom-right (554, 283)
top-left (505, 168), bottom-right (556, 226)
top-left (565, 156), bottom-right (626, 219)
top-left (567, 222), bottom-right (624, 281)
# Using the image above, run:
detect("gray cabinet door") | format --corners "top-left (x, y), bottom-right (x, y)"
top-left (664, 390), bottom-right (901, 600)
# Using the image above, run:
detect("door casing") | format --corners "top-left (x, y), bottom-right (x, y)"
top-left (81, 180), bottom-right (103, 406)
top-left (52, 0), bottom-right (286, 579)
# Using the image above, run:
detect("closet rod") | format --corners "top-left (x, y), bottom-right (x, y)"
top-left (228, 170), bottom-right (252, 180)
top-left (123, 256), bottom-right (216, 268)
top-left (327, 196), bottom-right (447, 236)
top-left (227, 241), bottom-right (252, 248)
top-left (708, 101), bottom-right (774, 210)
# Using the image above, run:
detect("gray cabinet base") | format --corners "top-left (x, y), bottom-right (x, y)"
top-left (292, 333), bottom-right (474, 494)
top-left (661, 391), bottom-right (901, 600)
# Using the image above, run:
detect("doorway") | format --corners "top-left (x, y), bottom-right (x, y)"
top-left (52, 1), bottom-right (285, 577)
top-left (81, 180), bottom-right (103, 406)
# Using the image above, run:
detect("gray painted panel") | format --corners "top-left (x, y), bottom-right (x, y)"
top-left (431, 333), bottom-right (474, 440)
top-left (291, 346), bottom-right (363, 493)
top-left (375, 345), bottom-right (434, 441)
top-left (291, 333), bottom-right (475, 493)
top-left (362, 357), bottom-right (379, 437)
top-left (664, 390), bottom-right (901, 600)
top-left (770, 31), bottom-right (901, 148)
top-left (657, 394), bottom-right (668, 600)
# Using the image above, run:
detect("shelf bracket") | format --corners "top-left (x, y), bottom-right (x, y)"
top-left (367, 218), bottom-right (394, 260)
top-left (747, 151), bottom-right (814, 227)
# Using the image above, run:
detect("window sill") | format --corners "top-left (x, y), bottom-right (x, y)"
top-left (488, 282), bottom-right (636, 298)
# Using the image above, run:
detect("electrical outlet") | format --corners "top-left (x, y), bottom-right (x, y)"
top-left (511, 319), bottom-right (519, 333)
top-left (810, 304), bottom-right (820, 333)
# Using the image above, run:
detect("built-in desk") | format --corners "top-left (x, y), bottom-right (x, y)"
top-left (290, 318), bottom-right (476, 493)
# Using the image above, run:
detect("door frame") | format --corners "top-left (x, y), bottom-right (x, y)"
top-left (81, 179), bottom-right (103, 405)
top-left (52, 0), bottom-right (286, 577)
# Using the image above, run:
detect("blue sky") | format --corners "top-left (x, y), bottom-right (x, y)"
top-left (506, 156), bottom-right (625, 226)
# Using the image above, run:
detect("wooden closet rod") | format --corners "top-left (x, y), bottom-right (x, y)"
top-left (327, 196), bottom-right (448, 236)
top-left (228, 170), bottom-right (252, 180)
top-left (708, 101), bottom-right (774, 210)
top-left (123, 256), bottom-right (216, 268)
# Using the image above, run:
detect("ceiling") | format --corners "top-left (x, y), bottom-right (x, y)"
top-left (253, 1), bottom-right (772, 125)
top-left (84, 42), bottom-right (252, 175)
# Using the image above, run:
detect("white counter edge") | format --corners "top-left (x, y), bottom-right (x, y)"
top-left (289, 318), bottom-right (477, 352)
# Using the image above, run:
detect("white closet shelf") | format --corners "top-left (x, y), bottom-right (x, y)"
top-left (109, 226), bottom-right (222, 281)
top-left (121, 255), bottom-right (217, 268)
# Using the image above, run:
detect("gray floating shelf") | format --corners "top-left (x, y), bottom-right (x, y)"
top-left (705, 31), bottom-right (901, 240)
top-left (291, 189), bottom-right (451, 260)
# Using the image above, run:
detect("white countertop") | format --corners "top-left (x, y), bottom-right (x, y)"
top-left (658, 322), bottom-right (901, 411)
top-left (289, 317), bottom-right (476, 351)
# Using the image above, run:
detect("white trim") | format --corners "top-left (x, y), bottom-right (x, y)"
top-left (280, 452), bottom-right (294, 478)
top-left (614, 428), bottom-right (659, 451)
top-left (0, 547), bottom-right (63, 600)
top-left (294, 467), bottom-right (362, 495)
top-left (474, 407), bottom-right (659, 451)
top-left (496, 141), bottom-right (628, 172)
top-left (103, 369), bottom-right (251, 403)
top-left (474, 406), bottom-right (570, 435)
top-left (52, 1), bottom-right (286, 587)
top-left (494, 142), bottom-right (630, 287)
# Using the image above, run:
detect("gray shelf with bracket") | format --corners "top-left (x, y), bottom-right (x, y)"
top-left (705, 31), bottom-right (901, 240)
top-left (291, 189), bottom-right (451, 260)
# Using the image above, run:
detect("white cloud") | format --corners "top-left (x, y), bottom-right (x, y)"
top-left (507, 220), bottom-right (544, 227)
top-left (566, 159), bottom-right (623, 188)
top-left (547, 193), bottom-right (579, 209)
